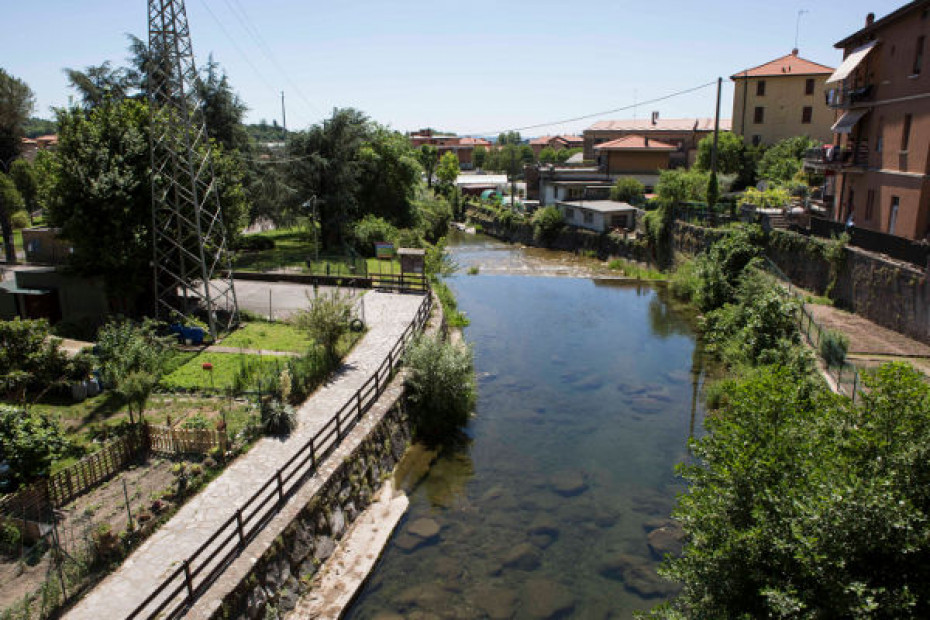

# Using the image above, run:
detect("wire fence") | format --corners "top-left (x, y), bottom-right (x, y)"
top-left (763, 257), bottom-right (864, 403)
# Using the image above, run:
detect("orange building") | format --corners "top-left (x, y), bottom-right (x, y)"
top-left (811, 1), bottom-right (930, 240)
top-left (409, 129), bottom-right (491, 170)
top-left (583, 117), bottom-right (727, 167)
top-left (593, 135), bottom-right (675, 192)
top-left (528, 135), bottom-right (584, 157)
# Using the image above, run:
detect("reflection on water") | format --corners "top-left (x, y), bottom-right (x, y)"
top-left (346, 237), bottom-right (708, 619)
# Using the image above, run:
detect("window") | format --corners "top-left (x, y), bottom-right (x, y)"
top-left (865, 189), bottom-right (876, 221)
top-left (802, 106), bottom-right (813, 124)
top-left (752, 135), bottom-right (762, 147)
top-left (754, 106), bottom-right (765, 124)
top-left (914, 36), bottom-right (925, 75)
top-left (902, 114), bottom-right (912, 150)
top-left (888, 197), bottom-right (900, 235)
top-left (805, 78), bottom-right (815, 95)
top-left (564, 207), bottom-right (574, 220)
top-left (583, 211), bottom-right (594, 224)
top-left (876, 119), bottom-right (884, 152)
top-left (756, 80), bottom-right (766, 96)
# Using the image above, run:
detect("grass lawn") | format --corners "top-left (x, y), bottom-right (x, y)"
top-left (160, 351), bottom-right (285, 392)
top-left (220, 321), bottom-right (313, 353)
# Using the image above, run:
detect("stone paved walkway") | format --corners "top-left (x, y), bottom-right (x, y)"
top-left (64, 291), bottom-right (426, 620)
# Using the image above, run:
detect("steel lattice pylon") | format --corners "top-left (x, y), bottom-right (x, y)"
top-left (148, 0), bottom-right (238, 338)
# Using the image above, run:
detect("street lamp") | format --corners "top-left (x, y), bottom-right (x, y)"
top-left (301, 196), bottom-right (322, 262)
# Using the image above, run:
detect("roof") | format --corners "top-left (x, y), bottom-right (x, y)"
top-left (459, 137), bottom-right (491, 146)
top-left (557, 200), bottom-right (637, 214)
top-left (594, 136), bottom-right (677, 151)
top-left (530, 135), bottom-right (583, 146)
top-left (456, 174), bottom-right (508, 186)
top-left (731, 50), bottom-right (834, 79)
top-left (835, 1), bottom-right (930, 49)
top-left (587, 118), bottom-right (728, 132)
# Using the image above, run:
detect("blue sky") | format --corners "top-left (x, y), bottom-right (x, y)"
top-left (1, 0), bottom-right (904, 137)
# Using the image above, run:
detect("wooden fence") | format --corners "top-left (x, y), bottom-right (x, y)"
top-left (148, 425), bottom-right (226, 456)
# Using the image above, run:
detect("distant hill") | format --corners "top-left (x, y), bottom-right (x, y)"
top-left (246, 121), bottom-right (289, 143)
top-left (24, 117), bottom-right (57, 138)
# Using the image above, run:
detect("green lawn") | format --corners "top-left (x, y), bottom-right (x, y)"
top-left (160, 352), bottom-right (286, 392)
top-left (220, 322), bottom-right (313, 353)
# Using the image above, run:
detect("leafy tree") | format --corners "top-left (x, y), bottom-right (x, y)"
top-left (610, 177), bottom-right (645, 203)
top-left (0, 318), bottom-right (69, 399)
top-left (0, 405), bottom-right (71, 488)
top-left (706, 171), bottom-right (719, 208)
top-left (0, 173), bottom-right (23, 263)
top-left (30, 149), bottom-right (60, 213)
top-left (519, 144), bottom-right (535, 164)
top-left (532, 205), bottom-right (564, 246)
top-left (8, 159), bottom-right (37, 221)
top-left (497, 131), bottom-right (522, 145)
top-left (473, 145), bottom-right (488, 170)
top-left (350, 214), bottom-right (399, 256)
top-left (95, 319), bottom-right (172, 424)
top-left (0, 68), bottom-right (35, 173)
top-left (436, 151), bottom-right (460, 190)
top-left (695, 131), bottom-right (745, 175)
top-left (556, 147), bottom-right (582, 163)
top-left (359, 126), bottom-right (421, 225)
top-left (538, 146), bottom-right (558, 164)
top-left (657, 362), bottom-right (930, 619)
top-left (757, 136), bottom-right (818, 183)
top-left (49, 99), bottom-right (152, 299)
top-left (22, 117), bottom-right (56, 138)
top-left (417, 144), bottom-right (438, 189)
top-left (291, 289), bottom-right (355, 364)
top-left (64, 61), bottom-right (134, 109)
top-left (403, 334), bottom-right (475, 445)
top-left (414, 193), bottom-right (453, 243)
top-left (197, 56), bottom-right (250, 153)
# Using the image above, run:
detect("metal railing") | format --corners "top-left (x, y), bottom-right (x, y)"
top-left (127, 292), bottom-right (432, 619)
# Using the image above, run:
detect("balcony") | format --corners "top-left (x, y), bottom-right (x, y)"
top-left (826, 83), bottom-right (874, 109)
top-left (804, 144), bottom-right (869, 172)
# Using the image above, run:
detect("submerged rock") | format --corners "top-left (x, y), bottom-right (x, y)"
top-left (502, 542), bottom-right (541, 571)
top-left (549, 471), bottom-right (588, 497)
top-left (527, 514), bottom-right (560, 538)
top-left (597, 552), bottom-right (677, 598)
top-left (522, 578), bottom-right (575, 619)
top-left (647, 523), bottom-right (686, 559)
top-left (408, 517), bottom-right (441, 540)
top-left (472, 584), bottom-right (517, 619)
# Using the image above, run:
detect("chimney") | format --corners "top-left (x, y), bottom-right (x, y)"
top-left (791, 48), bottom-right (799, 56)
top-left (866, 12), bottom-right (875, 26)
top-left (644, 137), bottom-right (649, 147)
top-left (651, 111), bottom-right (659, 125)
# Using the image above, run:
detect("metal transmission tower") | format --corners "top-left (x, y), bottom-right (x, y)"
top-left (148, 0), bottom-right (238, 338)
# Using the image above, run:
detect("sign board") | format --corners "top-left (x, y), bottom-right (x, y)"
top-left (374, 242), bottom-right (395, 259)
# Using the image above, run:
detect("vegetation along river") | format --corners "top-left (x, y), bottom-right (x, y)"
top-left (346, 234), bottom-right (710, 619)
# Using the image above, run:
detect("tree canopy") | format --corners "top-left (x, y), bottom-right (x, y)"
top-left (695, 131), bottom-right (745, 176)
top-left (436, 151), bottom-right (460, 189)
top-left (756, 136), bottom-right (818, 184)
top-left (0, 68), bottom-right (34, 172)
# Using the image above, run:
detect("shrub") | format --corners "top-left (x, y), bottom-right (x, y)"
top-left (820, 329), bottom-right (849, 367)
top-left (183, 413), bottom-right (211, 430)
top-left (261, 398), bottom-right (297, 435)
top-left (234, 235), bottom-right (275, 252)
top-left (403, 334), bottom-right (476, 445)
top-left (0, 318), bottom-right (70, 398)
top-left (0, 406), bottom-right (72, 489)
top-left (11, 210), bottom-right (30, 229)
top-left (291, 289), bottom-right (355, 364)
top-left (532, 206), bottom-right (563, 246)
top-left (1, 519), bottom-right (22, 556)
top-left (610, 177), bottom-right (645, 204)
top-left (351, 215), bottom-right (399, 257)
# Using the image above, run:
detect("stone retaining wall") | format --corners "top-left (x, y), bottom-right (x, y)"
top-left (210, 396), bottom-right (412, 620)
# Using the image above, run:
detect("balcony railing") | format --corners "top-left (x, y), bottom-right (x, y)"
top-left (826, 83), bottom-right (873, 108)
top-left (804, 145), bottom-right (869, 170)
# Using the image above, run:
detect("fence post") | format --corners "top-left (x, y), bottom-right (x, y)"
top-left (183, 559), bottom-right (194, 599)
top-left (235, 509), bottom-right (245, 549)
top-left (852, 372), bottom-right (859, 404)
top-left (276, 469), bottom-right (285, 506)
top-left (336, 408), bottom-right (342, 438)
top-left (356, 391), bottom-right (364, 421)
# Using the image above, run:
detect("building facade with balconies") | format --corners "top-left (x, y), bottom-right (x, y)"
top-left (821, 1), bottom-right (930, 240)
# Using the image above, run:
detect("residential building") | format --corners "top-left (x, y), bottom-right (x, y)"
top-left (408, 129), bottom-right (491, 170)
top-left (557, 200), bottom-right (637, 233)
top-left (583, 117), bottom-right (727, 167)
top-left (808, 1), bottom-right (930, 240)
top-left (18, 134), bottom-right (58, 162)
top-left (533, 165), bottom-right (612, 206)
top-left (529, 135), bottom-right (584, 157)
top-left (731, 50), bottom-right (835, 146)
top-left (593, 135), bottom-right (676, 192)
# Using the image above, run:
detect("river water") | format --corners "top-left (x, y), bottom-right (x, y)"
top-left (346, 234), bottom-right (707, 619)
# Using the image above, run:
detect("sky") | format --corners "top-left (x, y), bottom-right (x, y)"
top-left (1, 0), bottom-right (907, 138)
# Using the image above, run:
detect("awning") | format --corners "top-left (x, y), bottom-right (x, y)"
top-left (826, 40), bottom-right (879, 84)
top-left (0, 281), bottom-right (52, 296)
top-left (831, 109), bottom-right (869, 134)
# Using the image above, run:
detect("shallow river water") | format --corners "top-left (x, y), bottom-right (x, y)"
top-left (345, 235), bottom-right (708, 619)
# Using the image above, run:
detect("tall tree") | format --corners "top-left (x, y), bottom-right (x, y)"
top-left (436, 151), bottom-right (460, 190)
top-left (63, 61), bottom-right (133, 109)
top-left (0, 173), bottom-right (24, 262)
top-left (9, 159), bottom-right (37, 221)
top-left (417, 144), bottom-right (438, 189)
top-left (197, 56), bottom-right (250, 153)
top-left (359, 126), bottom-right (422, 225)
top-left (0, 68), bottom-right (34, 173)
top-left (695, 131), bottom-right (745, 175)
top-left (473, 145), bottom-right (488, 170)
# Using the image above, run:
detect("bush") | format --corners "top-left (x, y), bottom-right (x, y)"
top-left (820, 329), bottom-right (849, 367)
top-left (261, 398), bottom-right (297, 435)
top-left (0, 405), bottom-right (72, 488)
top-left (532, 206), bottom-right (563, 246)
top-left (610, 177), bottom-right (645, 204)
top-left (11, 210), bottom-right (30, 229)
top-left (351, 215), bottom-right (399, 257)
top-left (234, 235), bottom-right (275, 252)
top-left (290, 289), bottom-right (355, 364)
top-left (403, 334), bottom-right (476, 445)
top-left (0, 318), bottom-right (70, 398)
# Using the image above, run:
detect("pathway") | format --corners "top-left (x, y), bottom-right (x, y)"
top-left (64, 290), bottom-right (426, 620)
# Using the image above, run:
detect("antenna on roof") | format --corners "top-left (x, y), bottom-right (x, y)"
top-left (794, 9), bottom-right (809, 51)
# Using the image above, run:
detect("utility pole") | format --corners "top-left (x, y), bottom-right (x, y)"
top-left (510, 148), bottom-right (516, 210)
top-left (710, 77), bottom-right (722, 176)
top-left (280, 91), bottom-right (287, 145)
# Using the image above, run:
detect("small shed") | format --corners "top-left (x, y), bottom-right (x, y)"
top-left (398, 248), bottom-right (426, 274)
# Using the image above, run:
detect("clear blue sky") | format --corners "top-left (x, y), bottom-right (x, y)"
top-left (1, 0), bottom-right (905, 137)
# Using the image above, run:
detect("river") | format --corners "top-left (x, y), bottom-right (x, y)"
top-left (345, 234), bottom-right (708, 619)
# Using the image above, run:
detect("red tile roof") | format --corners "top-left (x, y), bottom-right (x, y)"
top-left (731, 51), bottom-right (834, 79)
top-left (594, 136), bottom-right (677, 151)
top-left (531, 134), bottom-right (583, 146)
top-left (587, 118), bottom-right (728, 132)
top-left (459, 137), bottom-right (491, 146)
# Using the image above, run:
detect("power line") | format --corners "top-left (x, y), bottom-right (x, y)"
top-left (465, 80), bottom-right (718, 136)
